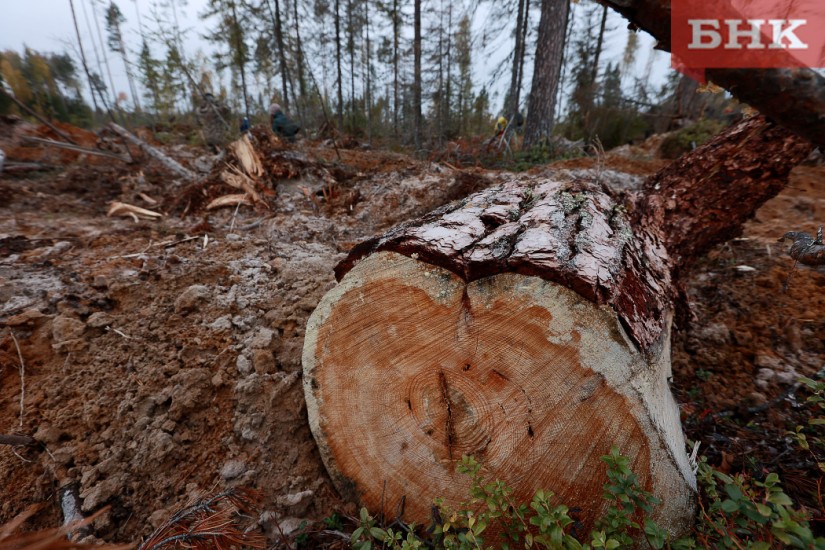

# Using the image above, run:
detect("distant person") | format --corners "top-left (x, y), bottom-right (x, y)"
top-left (495, 115), bottom-right (508, 135)
top-left (197, 92), bottom-right (230, 152)
top-left (240, 116), bottom-right (250, 134)
top-left (512, 111), bottom-right (524, 133)
top-left (269, 103), bottom-right (300, 142)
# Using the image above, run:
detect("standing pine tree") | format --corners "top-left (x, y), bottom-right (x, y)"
top-left (523, 0), bottom-right (569, 148)
top-left (105, 1), bottom-right (142, 113)
top-left (412, 0), bottom-right (422, 149)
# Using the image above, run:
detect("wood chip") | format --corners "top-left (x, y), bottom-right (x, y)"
top-left (206, 194), bottom-right (253, 210)
top-left (107, 201), bottom-right (163, 220)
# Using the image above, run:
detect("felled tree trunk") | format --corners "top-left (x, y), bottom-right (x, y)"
top-left (303, 117), bottom-right (811, 535)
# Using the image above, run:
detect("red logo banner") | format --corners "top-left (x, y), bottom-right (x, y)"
top-left (672, 0), bottom-right (825, 77)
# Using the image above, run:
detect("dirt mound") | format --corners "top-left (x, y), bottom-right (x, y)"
top-left (1, 123), bottom-right (823, 543)
top-left (0, 127), bottom-right (507, 542)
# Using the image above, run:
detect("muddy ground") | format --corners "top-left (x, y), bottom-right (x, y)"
top-left (0, 118), bottom-right (823, 544)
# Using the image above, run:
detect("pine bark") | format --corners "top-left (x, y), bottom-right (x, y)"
top-left (304, 116), bottom-right (812, 535)
top-left (523, 0), bottom-right (569, 148)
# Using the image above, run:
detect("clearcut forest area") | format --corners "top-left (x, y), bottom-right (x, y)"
top-left (1, 0), bottom-right (824, 548)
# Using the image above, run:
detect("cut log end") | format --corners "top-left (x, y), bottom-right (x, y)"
top-left (304, 252), bottom-right (696, 536)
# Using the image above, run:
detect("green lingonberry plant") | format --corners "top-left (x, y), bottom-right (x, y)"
top-left (345, 445), bottom-right (824, 549)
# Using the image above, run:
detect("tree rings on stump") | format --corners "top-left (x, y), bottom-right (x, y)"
top-left (303, 252), bottom-right (695, 535)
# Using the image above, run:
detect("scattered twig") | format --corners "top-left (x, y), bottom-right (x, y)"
top-left (138, 192), bottom-right (158, 205)
top-left (11, 449), bottom-right (32, 463)
top-left (234, 218), bottom-right (265, 231)
top-left (105, 326), bottom-right (132, 340)
top-left (229, 201), bottom-right (241, 232)
top-left (153, 236), bottom-right (199, 249)
top-left (9, 330), bottom-right (25, 428)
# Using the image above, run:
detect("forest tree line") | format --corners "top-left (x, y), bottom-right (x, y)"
top-left (0, 0), bottom-right (723, 153)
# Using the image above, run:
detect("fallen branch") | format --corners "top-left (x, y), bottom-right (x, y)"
top-left (22, 136), bottom-right (131, 162)
top-left (107, 123), bottom-right (197, 181)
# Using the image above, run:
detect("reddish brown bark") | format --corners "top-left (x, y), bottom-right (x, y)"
top-left (639, 116), bottom-right (813, 273)
top-left (336, 116), bottom-right (810, 349)
top-left (336, 177), bottom-right (671, 348)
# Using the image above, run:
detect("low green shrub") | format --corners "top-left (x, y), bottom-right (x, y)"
top-left (658, 120), bottom-right (725, 159)
top-left (344, 378), bottom-right (825, 549)
top-left (348, 448), bottom-right (822, 549)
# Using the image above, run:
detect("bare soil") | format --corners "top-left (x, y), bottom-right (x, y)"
top-left (0, 120), bottom-right (823, 543)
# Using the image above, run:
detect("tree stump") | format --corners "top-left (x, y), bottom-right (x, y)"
top-left (302, 117), bottom-right (812, 535)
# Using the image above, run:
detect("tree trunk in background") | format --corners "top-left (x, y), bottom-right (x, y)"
top-left (229, 0), bottom-right (250, 118)
top-left (293, 0), bottom-right (307, 120)
top-left (272, 0), bottom-right (291, 112)
top-left (444, 1), bottom-right (452, 137)
top-left (413, 0), bottom-right (422, 150)
top-left (599, 0), bottom-right (825, 149)
top-left (392, 0), bottom-right (400, 139)
top-left (589, 5), bottom-right (608, 91)
top-left (347, 0), bottom-right (357, 129)
top-left (364, 0), bottom-right (372, 144)
top-left (69, 0), bottom-right (101, 114)
top-left (335, 0), bottom-right (345, 131)
top-left (113, 9), bottom-right (142, 112)
top-left (303, 116), bottom-right (812, 536)
top-left (516, 0), bottom-right (530, 106)
top-left (523, 0), bottom-right (569, 148)
top-left (507, 0), bottom-right (526, 118)
top-left (84, 0), bottom-right (118, 110)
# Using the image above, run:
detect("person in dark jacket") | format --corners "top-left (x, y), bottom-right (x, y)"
top-left (269, 103), bottom-right (300, 142)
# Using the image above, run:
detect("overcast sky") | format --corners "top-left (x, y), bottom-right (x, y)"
top-left (0, 0), bottom-right (671, 116)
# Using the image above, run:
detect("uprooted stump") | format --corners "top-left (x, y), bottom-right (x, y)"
top-left (302, 116), bottom-right (812, 536)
